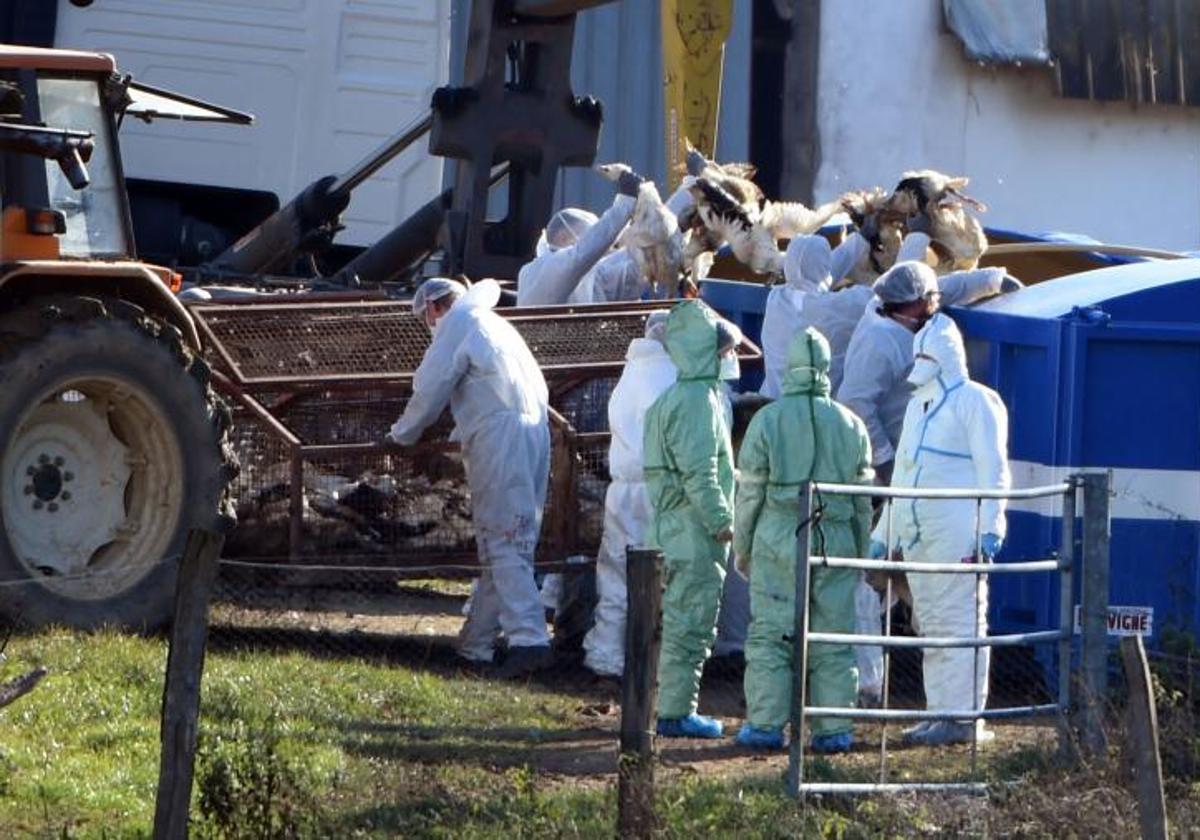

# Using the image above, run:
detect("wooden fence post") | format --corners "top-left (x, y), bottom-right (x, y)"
top-left (153, 529), bottom-right (226, 840)
top-left (1120, 636), bottom-right (1169, 840)
top-left (618, 548), bottom-right (664, 839)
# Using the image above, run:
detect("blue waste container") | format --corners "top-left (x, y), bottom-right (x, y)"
top-left (700, 276), bottom-right (769, 392)
top-left (951, 258), bottom-right (1200, 659)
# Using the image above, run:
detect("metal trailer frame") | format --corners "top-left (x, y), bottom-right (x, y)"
top-left (785, 475), bottom-right (1110, 797)
top-left (190, 296), bottom-right (761, 578)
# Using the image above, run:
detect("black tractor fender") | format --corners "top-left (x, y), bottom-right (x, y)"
top-left (0, 260), bottom-right (199, 348)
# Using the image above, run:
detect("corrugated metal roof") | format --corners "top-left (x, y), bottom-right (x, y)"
top-left (558, 0), bottom-right (751, 213)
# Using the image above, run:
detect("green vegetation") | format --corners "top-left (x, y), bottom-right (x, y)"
top-left (0, 628), bottom-right (1198, 838)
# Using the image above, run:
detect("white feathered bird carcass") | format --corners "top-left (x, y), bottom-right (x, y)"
top-left (595, 163), bottom-right (683, 295)
top-left (887, 169), bottom-right (988, 271)
top-left (685, 175), bottom-right (845, 279)
top-left (840, 187), bottom-right (906, 285)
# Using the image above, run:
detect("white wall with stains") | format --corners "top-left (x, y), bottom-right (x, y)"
top-left (814, 0), bottom-right (1200, 251)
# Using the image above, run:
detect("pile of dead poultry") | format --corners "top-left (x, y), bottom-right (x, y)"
top-left (613, 143), bottom-right (990, 291)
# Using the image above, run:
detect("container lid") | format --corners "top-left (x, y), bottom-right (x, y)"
top-left (971, 258), bottom-right (1200, 319)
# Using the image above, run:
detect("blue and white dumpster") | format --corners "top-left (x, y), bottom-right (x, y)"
top-left (952, 258), bottom-right (1200, 651)
top-left (700, 241), bottom-right (1200, 656)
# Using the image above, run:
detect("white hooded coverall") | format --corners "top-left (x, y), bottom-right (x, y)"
top-left (838, 252), bottom-right (1008, 469)
top-left (389, 281), bottom-right (552, 660)
top-left (582, 336), bottom-right (679, 676)
top-left (516, 186), bottom-right (695, 306)
top-left (873, 313), bottom-right (1010, 716)
top-left (758, 233), bottom-right (871, 400)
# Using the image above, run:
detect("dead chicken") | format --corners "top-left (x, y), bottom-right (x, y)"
top-left (760, 196), bottom-right (845, 240)
top-left (684, 139), bottom-right (764, 213)
top-left (887, 169), bottom-right (988, 271)
top-left (840, 187), bottom-right (907, 285)
top-left (686, 172), bottom-right (853, 279)
top-left (687, 175), bottom-right (783, 276)
top-left (595, 163), bottom-right (683, 296)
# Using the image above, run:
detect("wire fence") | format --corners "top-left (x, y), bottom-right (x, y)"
top-left (0, 333), bottom-right (1177, 834)
top-left (787, 478), bottom-right (1082, 796)
top-left (2, 457), bottom-right (1194, 836)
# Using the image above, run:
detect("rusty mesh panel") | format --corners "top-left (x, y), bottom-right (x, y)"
top-left (196, 303), bottom-right (431, 384)
top-left (278, 391), bottom-right (444, 446)
top-left (554, 377), bottom-right (616, 553)
top-left (222, 392), bottom-right (574, 572)
top-left (225, 404), bottom-right (291, 551)
top-left (513, 316), bottom-right (646, 372)
top-left (554, 375), bottom-right (616, 434)
top-left (575, 440), bottom-right (609, 554)
top-left (193, 302), bottom-right (651, 385)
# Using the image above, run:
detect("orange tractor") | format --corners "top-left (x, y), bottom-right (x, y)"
top-left (0, 46), bottom-right (237, 628)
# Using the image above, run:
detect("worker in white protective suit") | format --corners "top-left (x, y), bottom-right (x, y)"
top-left (838, 241), bottom-right (1016, 485)
top-left (870, 312), bottom-right (1010, 745)
top-left (838, 243), bottom-right (1017, 703)
top-left (387, 277), bottom-right (553, 679)
top-left (517, 165), bottom-right (643, 306)
top-left (517, 153), bottom-right (705, 306)
top-left (758, 232), bottom-right (873, 400)
top-left (582, 312), bottom-right (678, 677)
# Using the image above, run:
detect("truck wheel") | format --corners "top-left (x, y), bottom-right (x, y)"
top-left (0, 297), bottom-right (235, 630)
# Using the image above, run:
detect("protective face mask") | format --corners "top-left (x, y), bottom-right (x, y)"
top-left (719, 353), bottom-right (741, 381)
top-left (907, 356), bottom-right (940, 386)
top-left (427, 310), bottom-right (444, 337)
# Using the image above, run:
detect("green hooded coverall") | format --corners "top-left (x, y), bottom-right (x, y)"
top-left (734, 328), bottom-right (874, 735)
top-left (644, 301), bottom-right (736, 719)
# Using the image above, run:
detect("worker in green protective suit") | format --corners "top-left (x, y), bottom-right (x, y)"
top-left (644, 300), bottom-right (736, 739)
top-left (733, 327), bottom-right (874, 753)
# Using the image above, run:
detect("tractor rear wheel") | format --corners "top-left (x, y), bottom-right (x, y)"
top-left (0, 296), bottom-right (234, 629)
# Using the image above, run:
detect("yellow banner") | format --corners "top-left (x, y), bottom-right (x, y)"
top-left (662, 0), bottom-right (733, 190)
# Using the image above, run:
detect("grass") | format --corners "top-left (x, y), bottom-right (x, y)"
top-left (0, 628), bottom-right (582, 837)
top-left (1, 627), bottom-right (1198, 838)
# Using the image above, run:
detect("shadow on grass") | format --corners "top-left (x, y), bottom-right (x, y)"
top-left (338, 730), bottom-right (619, 776)
top-left (205, 623), bottom-right (747, 708)
top-left (207, 624), bottom-right (469, 674)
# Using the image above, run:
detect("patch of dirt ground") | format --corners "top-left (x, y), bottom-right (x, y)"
top-left (207, 580), bottom-right (1061, 790)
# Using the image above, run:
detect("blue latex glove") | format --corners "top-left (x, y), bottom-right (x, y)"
top-left (868, 540), bottom-right (888, 560)
top-left (686, 147), bottom-right (708, 177)
top-left (980, 533), bottom-right (1003, 560)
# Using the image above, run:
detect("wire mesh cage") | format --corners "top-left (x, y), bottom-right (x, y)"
top-left (195, 298), bottom-right (762, 581)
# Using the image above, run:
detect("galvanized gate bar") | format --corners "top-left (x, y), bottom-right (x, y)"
top-left (812, 556), bottom-right (1066, 574)
top-left (1057, 477), bottom-right (1078, 760)
top-left (807, 629), bottom-right (1067, 648)
top-left (786, 481), bottom-right (814, 798)
top-left (790, 479), bottom-right (1080, 797)
top-left (804, 704), bottom-right (1062, 721)
top-left (814, 481), bottom-right (1071, 499)
top-left (800, 783), bottom-right (989, 795)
